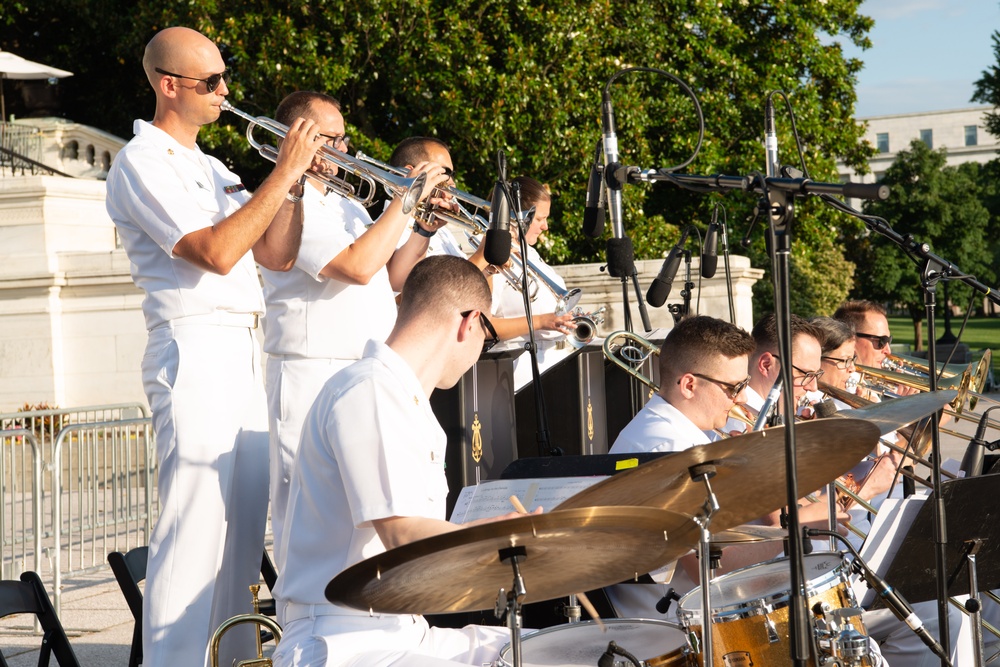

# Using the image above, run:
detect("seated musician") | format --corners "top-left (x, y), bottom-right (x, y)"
top-left (260, 92), bottom-right (452, 571)
top-left (272, 256), bottom-right (536, 667)
top-left (834, 299), bottom-right (917, 398)
top-left (470, 176), bottom-right (576, 390)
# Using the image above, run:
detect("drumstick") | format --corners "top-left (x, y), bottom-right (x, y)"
top-left (508, 495), bottom-right (527, 514)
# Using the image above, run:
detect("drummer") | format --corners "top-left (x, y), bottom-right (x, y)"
top-left (271, 255), bottom-right (538, 667)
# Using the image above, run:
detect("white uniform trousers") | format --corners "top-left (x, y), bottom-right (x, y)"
top-left (265, 356), bottom-right (353, 571)
top-left (142, 323), bottom-right (270, 667)
top-left (273, 611), bottom-right (511, 667)
top-left (865, 598), bottom-right (971, 667)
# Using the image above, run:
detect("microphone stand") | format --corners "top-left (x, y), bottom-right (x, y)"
top-left (719, 217), bottom-right (736, 324)
top-left (667, 250), bottom-right (693, 324)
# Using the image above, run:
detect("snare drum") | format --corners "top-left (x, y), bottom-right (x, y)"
top-left (496, 618), bottom-right (687, 667)
top-left (677, 553), bottom-right (869, 667)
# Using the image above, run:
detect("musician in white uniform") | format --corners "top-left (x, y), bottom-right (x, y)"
top-left (261, 92), bottom-right (450, 571)
top-left (273, 256), bottom-right (528, 667)
top-left (105, 27), bottom-right (322, 667)
top-left (478, 176), bottom-right (575, 390)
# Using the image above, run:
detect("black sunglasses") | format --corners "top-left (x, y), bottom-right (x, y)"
top-left (790, 363), bottom-right (825, 386)
top-left (154, 67), bottom-right (231, 93)
top-left (856, 332), bottom-right (892, 350)
top-left (461, 310), bottom-right (499, 354)
top-left (821, 353), bottom-right (858, 370)
top-left (318, 133), bottom-right (350, 149)
top-left (687, 373), bottom-right (752, 400)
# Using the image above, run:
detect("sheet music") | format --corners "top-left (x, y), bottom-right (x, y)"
top-left (852, 495), bottom-right (927, 607)
top-left (449, 476), bottom-right (606, 524)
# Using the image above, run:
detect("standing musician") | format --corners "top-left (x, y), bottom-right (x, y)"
top-left (272, 255), bottom-right (533, 667)
top-left (104, 27), bottom-right (323, 667)
top-left (472, 176), bottom-right (575, 390)
top-left (261, 91), bottom-right (451, 573)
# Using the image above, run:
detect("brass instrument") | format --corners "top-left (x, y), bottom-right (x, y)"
top-left (568, 306), bottom-right (607, 348)
top-left (466, 234), bottom-right (584, 313)
top-left (222, 102), bottom-right (426, 214)
top-left (209, 584), bottom-right (282, 667)
top-left (603, 330), bottom-right (661, 391)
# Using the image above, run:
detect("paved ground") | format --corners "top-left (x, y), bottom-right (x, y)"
top-left (0, 407), bottom-right (988, 666)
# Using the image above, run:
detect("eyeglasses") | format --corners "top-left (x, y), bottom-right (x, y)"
top-left (461, 310), bottom-right (499, 354)
top-left (821, 353), bottom-right (858, 370)
top-left (441, 166), bottom-right (455, 179)
top-left (790, 363), bottom-right (825, 386)
top-left (687, 373), bottom-right (752, 400)
top-left (318, 133), bottom-right (350, 149)
top-left (856, 332), bottom-right (892, 350)
top-left (154, 67), bottom-right (231, 93)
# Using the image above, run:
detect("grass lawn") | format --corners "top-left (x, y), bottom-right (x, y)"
top-left (887, 315), bottom-right (1000, 374)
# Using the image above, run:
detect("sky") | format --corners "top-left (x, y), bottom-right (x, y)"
top-left (841, 0), bottom-right (1000, 117)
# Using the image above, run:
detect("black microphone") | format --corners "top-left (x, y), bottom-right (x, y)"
top-left (813, 398), bottom-right (838, 419)
top-left (764, 95), bottom-right (779, 178)
top-left (960, 406), bottom-right (998, 477)
top-left (597, 642), bottom-right (617, 667)
top-left (646, 227), bottom-right (691, 308)
top-left (583, 142), bottom-right (606, 239)
top-left (654, 587), bottom-right (679, 615)
top-left (701, 208), bottom-right (720, 279)
top-left (483, 179), bottom-right (511, 266)
top-left (860, 565), bottom-right (953, 666)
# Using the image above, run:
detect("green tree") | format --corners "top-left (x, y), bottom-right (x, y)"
top-left (1, 0), bottom-right (875, 316)
top-left (973, 31), bottom-right (1000, 139)
top-left (845, 140), bottom-right (994, 347)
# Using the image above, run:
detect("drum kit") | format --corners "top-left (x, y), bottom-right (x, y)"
top-left (325, 393), bottom-right (955, 667)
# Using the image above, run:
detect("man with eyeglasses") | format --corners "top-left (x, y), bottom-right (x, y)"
top-left (105, 27), bottom-right (325, 667)
top-left (260, 92), bottom-right (452, 573)
top-left (272, 256), bottom-right (526, 667)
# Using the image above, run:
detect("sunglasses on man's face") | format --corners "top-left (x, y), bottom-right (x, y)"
top-left (460, 310), bottom-right (500, 354)
top-left (856, 332), bottom-right (892, 350)
top-left (154, 67), bottom-right (231, 93)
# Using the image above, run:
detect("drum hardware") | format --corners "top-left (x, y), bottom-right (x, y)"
top-left (209, 584), bottom-right (283, 667)
top-left (221, 102), bottom-right (427, 214)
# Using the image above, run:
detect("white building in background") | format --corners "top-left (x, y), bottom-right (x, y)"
top-left (838, 105), bottom-right (1000, 184)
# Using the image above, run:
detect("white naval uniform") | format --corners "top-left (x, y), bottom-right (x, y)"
top-left (260, 188), bottom-right (397, 570)
top-left (491, 245), bottom-right (572, 391)
top-left (272, 341), bottom-right (510, 667)
top-left (106, 120), bottom-right (269, 667)
top-left (605, 397), bottom-right (710, 620)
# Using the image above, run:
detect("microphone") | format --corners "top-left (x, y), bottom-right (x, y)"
top-left (646, 227), bottom-right (691, 308)
top-left (601, 91), bottom-right (625, 240)
top-left (701, 208), bottom-right (720, 279)
top-left (764, 95), bottom-right (779, 178)
top-left (583, 142), bottom-right (606, 239)
top-left (813, 398), bottom-right (838, 419)
top-left (654, 587), bottom-right (679, 615)
top-left (960, 406), bottom-right (998, 477)
top-left (859, 565), bottom-right (953, 666)
top-left (597, 643), bottom-right (617, 667)
top-left (753, 377), bottom-right (783, 430)
top-left (483, 178), bottom-right (511, 266)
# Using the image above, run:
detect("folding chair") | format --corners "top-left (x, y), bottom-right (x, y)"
top-left (0, 571), bottom-right (82, 667)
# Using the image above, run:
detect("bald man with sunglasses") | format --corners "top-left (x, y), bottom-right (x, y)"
top-left (105, 27), bottom-right (323, 667)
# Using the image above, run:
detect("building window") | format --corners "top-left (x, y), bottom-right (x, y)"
top-left (965, 125), bottom-right (978, 146)
top-left (920, 129), bottom-right (933, 148)
top-left (876, 132), bottom-right (889, 153)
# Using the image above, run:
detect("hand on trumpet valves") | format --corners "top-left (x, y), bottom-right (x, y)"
top-left (273, 116), bottom-right (326, 185)
top-left (539, 311), bottom-right (576, 335)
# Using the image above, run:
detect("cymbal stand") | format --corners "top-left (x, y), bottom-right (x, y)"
top-left (691, 463), bottom-right (720, 667)
top-left (494, 546), bottom-right (528, 667)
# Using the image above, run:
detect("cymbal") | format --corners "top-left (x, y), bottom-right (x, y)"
top-left (325, 506), bottom-right (698, 615)
top-left (711, 524), bottom-right (787, 544)
top-left (833, 389), bottom-right (957, 436)
top-left (556, 418), bottom-right (880, 533)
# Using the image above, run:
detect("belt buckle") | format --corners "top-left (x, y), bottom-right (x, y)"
top-left (251, 313), bottom-right (260, 330)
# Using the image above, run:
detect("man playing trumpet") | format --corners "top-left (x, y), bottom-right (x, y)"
top-left (260, 91), bottom-right (452, 573)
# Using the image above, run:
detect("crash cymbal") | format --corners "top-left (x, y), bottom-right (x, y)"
top-left (711, 524), bottom-right (787, 545)
top-left (325, 506), bottom-right (698, 615)
top-left (834, 390), bottom-right (957, 436)
top-left (556, 418), bottom-right (880, 534)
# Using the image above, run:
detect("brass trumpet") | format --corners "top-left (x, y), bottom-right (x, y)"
top-left (209, 584), bottom-right (282, 667)
top-left (222, 102), bottom-right (426, 214)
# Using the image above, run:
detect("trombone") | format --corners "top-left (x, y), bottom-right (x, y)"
top-left (222, 102), bottom-right (426, 214)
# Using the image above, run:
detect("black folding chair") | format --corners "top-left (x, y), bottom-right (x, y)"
top-left (0, 571), bottom-right (82, 667)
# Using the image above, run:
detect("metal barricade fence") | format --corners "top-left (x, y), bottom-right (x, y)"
top-left (52, 417), bottom-right (156, 615)
top-left (0, 429), bottom-right (43, 583)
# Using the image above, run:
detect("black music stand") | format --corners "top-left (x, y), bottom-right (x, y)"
top-left (872, 475), bottom-right (1000, 607)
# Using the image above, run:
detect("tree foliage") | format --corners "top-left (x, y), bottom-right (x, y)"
top-left (845, 140), bottom-right (994, 342)
top-left (973, 31), bottom-right (1000, 138)
top-left (0, 0), bottom-right (876, 316)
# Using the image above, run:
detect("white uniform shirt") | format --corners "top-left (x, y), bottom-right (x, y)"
top-left (274, 340), bottom-right (448, 610)
top-left (261, 189), bottom-right (396, 359)
top-left (105, 120), bottom-right (260, 329)
top-left (397, 222), bottom-right (468, 258)
top-left (610, 394), bottom-right (713, 454)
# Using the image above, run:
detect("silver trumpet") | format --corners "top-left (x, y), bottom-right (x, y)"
top-left (222, 102), bottom-right (426, 214)
top-left (354, 151), bottom-right (491, 232)
top-left (466, 234), bottom-right (583, 313)
top-left (568, 306), bottom-right (606, 348)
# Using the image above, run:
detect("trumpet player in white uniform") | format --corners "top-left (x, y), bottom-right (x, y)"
top-left (473, 176), bottom-right (575, 390)
top-left (260, 91), bottom-right (451, 574)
